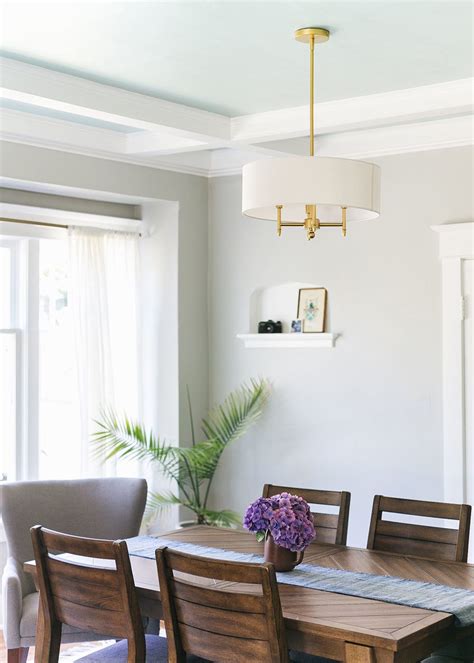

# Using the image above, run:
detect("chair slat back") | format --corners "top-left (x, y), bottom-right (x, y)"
top-left (262, 484), bottom-right (351, 545)
top-left (156, 546), bottom-right (289, 663)
top-left (367, 495), bottom-right (472, 562)
top-left (31, 526), bottom-right (145, 661)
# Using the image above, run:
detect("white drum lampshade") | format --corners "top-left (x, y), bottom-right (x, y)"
top-left (242, 156), bottom-right (381, 223)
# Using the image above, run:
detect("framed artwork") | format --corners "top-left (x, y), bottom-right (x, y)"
top-left (297, 288), bottom-right (327, 333)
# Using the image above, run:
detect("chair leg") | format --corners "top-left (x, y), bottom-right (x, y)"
top-left (7, 648), bottom-right (29, 663)
top-left (34, 606), bottom-right (61, 663)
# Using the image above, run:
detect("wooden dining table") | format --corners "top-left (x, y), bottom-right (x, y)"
top-left (25, 525), bottom-right (474, 663)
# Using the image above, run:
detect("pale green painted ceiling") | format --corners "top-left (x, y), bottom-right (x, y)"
top-left (0, 1), bottom-right (472, 117)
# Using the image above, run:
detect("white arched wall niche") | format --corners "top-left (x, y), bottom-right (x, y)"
top-left (237, 281), bottom-right (338, 348)
top-left (249, 281), bottom-right (331, 333)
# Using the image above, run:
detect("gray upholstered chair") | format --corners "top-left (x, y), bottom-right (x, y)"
top-left (1, 477), bottom-right (147, 663)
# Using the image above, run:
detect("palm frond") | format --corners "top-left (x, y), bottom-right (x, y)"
top-left (202, 378), bottom-right (270, 449)
top-left (92, 408), bottom-right (182, 485)
top-left (144, 490), bottom-right (188, 526)
top-left (175, 440), bottom-right (223, 481)
top-left (147, 490), bottom-right (182, 510)
top-left (91, 379), bottom-right (270, 528)
top-left (200, 379), bottom-right (270, 502)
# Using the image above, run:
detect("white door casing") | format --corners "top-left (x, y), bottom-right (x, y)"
top-left (432, 222), bottom-right (474, 505)
top-left (463, 259), bottom-right (473, 509)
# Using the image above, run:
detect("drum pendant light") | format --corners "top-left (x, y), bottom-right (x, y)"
top-left (242, 28), bottom-right (381, 240)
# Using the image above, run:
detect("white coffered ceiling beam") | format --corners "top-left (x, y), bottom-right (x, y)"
top-left (3, 57), bottom-right (471, 155)
top-left (0, 108), bottom-right (126, 154)
top-left (0, 56), bottom-right (230, 143)
top-left (0, 55), bottom-right (472, 177)
top-left (315, 115), bottom-right (474, 159)
top-left (231, 78), bottom-right (474, 144)
top-left (0, 107), bottom-right (289, 162)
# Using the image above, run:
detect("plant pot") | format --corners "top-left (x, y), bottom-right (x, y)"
top-left (264, 535), bottom-right (304, 572)
top-left (176, 520), bottom-right (198, 529)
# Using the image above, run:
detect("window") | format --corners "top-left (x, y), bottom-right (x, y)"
top-left (0, 240), bottom-right (19, 481)
top-left (0, 232), bottom-right (80, 481)
top-left (38, 239), bottom-right (81, 479)
top-left (1, 223), bottom-right (140, 482)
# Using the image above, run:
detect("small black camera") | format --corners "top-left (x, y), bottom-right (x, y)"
top-left (258, 320), bottom-right (282, 334)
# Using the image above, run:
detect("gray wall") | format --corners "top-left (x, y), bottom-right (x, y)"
top-left (0, 140), bottom-right (209, 446)
top-left (2, 140), bottom-right (473, 544)
top-left (207, 146), bottom-right (474, 546)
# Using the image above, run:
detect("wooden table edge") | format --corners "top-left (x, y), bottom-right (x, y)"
top-left (23, 526), bottom-right (473, 659)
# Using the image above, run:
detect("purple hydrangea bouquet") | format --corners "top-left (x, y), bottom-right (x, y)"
top-left (244, 492), bottom-right (315, 571)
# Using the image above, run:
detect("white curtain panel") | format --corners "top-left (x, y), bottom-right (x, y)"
top-left (69, 227), bottom-right (140, 476)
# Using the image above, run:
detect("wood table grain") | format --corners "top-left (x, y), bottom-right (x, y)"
top-left (25, 526), bottom-right (474, 663)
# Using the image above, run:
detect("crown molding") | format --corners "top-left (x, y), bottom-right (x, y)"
top-left (207, 115), bottom-right (474, 177)
top-left (1, 113), bottom-right (472, 180)
top-left (0, 109), bottom-right (212, 177)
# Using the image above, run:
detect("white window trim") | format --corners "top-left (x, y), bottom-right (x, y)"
top-left (0, 237), bottom-right (40, 481)
top-left (431, 222), bottom-right (474, 503)
top-left (0, 329), bottom-right (21, 481)
top-left (0, 202), bottom-right (142, 233)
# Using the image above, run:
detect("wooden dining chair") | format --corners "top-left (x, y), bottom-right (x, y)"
top-left (30, 526), bottom-right (166, 662)
top-left (156, 546), bottom-right (289, 663)
top-left (367, 495), bottom-right (472, 562)
top-left (262, 484), bottom-right (351, 546)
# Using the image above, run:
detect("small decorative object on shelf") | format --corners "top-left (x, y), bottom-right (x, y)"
top-left (291, 319), bottom-right (303, 333)
top-left (243, 493), bottom-right (315, 572)
top-left (258, 319), bottom-right (282, 333)
top-left (297, 287), bottom-right (327, 333)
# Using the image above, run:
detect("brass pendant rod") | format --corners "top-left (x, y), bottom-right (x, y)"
top-left (309, 34), bottom-right (315, 157)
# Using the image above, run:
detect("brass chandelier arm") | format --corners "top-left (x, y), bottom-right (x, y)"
top-left (275, 204), bottom-right (348, 238)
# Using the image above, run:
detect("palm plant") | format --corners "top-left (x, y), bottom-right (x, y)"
top-left (92, 378), bottom-right (270, 527)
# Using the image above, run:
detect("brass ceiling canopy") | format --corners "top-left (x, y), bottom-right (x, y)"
top-left (294, 27), bottom-right (330, 44)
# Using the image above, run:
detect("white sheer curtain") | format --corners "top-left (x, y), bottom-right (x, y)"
top-left (69, 227), bottom-right (140, 476)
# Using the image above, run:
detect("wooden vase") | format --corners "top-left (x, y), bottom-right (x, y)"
top-left (264, 535), bottom-right (304, 572)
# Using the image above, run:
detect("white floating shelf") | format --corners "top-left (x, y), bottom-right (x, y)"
top-left (236, 333), bottom-right (338, 348)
